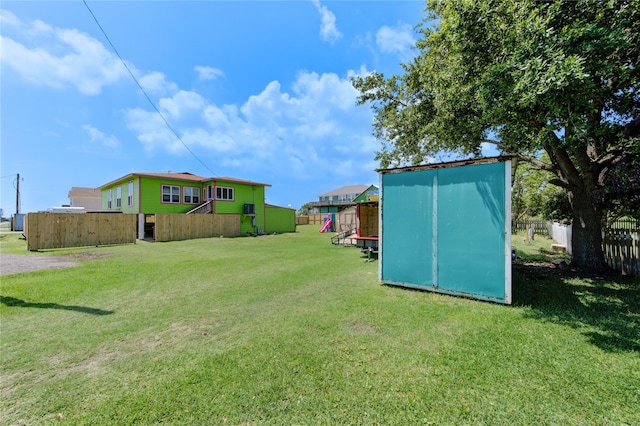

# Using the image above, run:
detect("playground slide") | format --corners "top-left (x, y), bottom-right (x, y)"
top-left (319, 219), bottom-right (332, 233)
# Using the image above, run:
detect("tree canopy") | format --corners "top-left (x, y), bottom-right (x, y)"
top-left (352, 0), bottom-right (639, 271)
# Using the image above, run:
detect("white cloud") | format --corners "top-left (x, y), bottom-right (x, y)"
top-left (139, 72), bottom-right (178, 97)
top-left (376, 23), bottom-right (415, 58)
top-left (195, 65), bottom-right (224, 81)
top-left (126, 108), bottom-right (182, 153)
top-left (0, 9), bottom-right (21, 28)
top-left (83, 125), bottom-right (120, 148)
top-left (124, 70), bottom-right (377, 181)
top-left (158, 90), bottom-right (206, 120)
top-left (0, 21), bottom-right (129, 95)
top-left (311, 0), bottom-right (342, 43)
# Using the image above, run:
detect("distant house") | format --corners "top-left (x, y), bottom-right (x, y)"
top-left (68, 187), bottom-right (101, 211)
top-left (98, 172), bottom-right (271, 235)
top-left (353, 185), bottom-right (379, 203)
top-left (308, 184), bottom-right (369, 213)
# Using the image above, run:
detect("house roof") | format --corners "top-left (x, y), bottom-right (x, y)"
top-left (319, 185), bottom-right (369, 198)
top-left (265, 203), bottom-right (295, 210)
top-left (99, 172), bottom-right (271, 189)
top-left (215, 176), bottom-right (271, 187)
top-left (68, 187), bottom-right (100, 198)
top-left (353, 184), bottom-right (379, 203)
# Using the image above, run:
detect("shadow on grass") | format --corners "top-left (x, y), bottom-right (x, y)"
top-left (0, 295), bottom-right (113, 316)
top-left (512, 263), bottom-right (639, 353)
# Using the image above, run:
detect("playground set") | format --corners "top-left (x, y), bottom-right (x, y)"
top-left (319, 214), bottom-right (334, 233)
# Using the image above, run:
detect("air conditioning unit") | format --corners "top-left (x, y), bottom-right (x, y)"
top-left (243, 203), bottom-right (255, 215)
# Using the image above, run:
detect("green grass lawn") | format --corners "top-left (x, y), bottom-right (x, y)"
top-left (1, 226), bottom-right (638, 425)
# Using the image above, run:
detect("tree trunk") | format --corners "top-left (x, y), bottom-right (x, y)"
top-left (567, 186), bottom-right (609, 272)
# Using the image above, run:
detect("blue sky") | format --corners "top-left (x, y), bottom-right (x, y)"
top-left (2, 0), bottom-right (429, 215)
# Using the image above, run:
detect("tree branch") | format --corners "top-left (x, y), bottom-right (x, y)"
top-left (548, 178), bottom-right (571, 189)
top-left (516, 153), bottom-right (554, 172)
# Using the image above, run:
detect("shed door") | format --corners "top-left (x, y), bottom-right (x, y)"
top-left (436, 163), bottom-right (507, 300)
top-left (381, 169), bottom-right (435, 287)
top-left (380, 161), bottom-right (511, 304)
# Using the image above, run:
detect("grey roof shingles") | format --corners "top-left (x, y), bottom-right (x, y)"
top-left (319, 185), bottom-right (369, 198)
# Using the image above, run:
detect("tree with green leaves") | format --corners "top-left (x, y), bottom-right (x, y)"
top-left (512, 158), bottom-right (552, 222)
top-left (352, 0), bottom-right (639, 272)
top-left (297, 203), bottom-right (311, 216)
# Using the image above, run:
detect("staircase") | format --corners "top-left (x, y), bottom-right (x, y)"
top-left (185, 200), bottom-right (213, 214)
top-left (331, 226), bottom-right (357, 246)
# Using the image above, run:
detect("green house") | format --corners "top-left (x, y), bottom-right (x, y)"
top-left (99, 172), bottom-right (270, 235)
top-left (353, 185), bottom-right (379, 203)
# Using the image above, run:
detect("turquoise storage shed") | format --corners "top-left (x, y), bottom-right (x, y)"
top-left (379, 157), bottom-right (512, 304)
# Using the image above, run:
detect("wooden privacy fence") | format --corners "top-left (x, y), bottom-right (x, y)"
top-left (295, 216), bottom-right (309, 225)
top-left (603, 219), bottom-right (639, 277)
top-left (603, 230), bottom-right (639, 277)
top-left (308, 212), bottom-right (357, 231)
top-left (308, 213), bottom-right (326, 225)
top-left (154, 214), bottom-right (240, 242)
top-left (514, 219), bottom-right (550, 236)
top-left (25, 213), bottom-right (136, 250)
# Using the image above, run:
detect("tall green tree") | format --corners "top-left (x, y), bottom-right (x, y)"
top-left (297, 203), bottom-right (311, 216)
top-left (352, 0), bottom-right (639, 272)
top-left (512, 157), bottom-right (553, 221)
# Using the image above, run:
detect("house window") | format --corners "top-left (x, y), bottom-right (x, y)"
top-left (216, 186), bottom-right (234, 201)
top-left (162, 185), bottom-right (180, 203)
top-left (116, 186), bottom-right (122, 208)
top-left (183, 187), bottom-right (200, 204)
top-left (127, 181), bottom-right (134, 206)
top-left (107, 189), bottom-right (112, 209)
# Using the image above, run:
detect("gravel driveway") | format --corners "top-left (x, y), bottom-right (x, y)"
top-left (1, 254), bottom-right (80, 276)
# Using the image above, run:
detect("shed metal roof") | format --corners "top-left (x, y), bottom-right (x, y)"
top-left (378, 156), bottom-right (514, 174)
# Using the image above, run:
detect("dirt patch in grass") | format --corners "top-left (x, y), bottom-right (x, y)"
top-left (349, 320), bottom-right (379, 335)
top-left (60, 252), bottom-right (109, 261)
top-left (1, 254), bottom-right (80, 276)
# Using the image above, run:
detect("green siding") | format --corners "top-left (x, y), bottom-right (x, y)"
top-left (381, 160), bottom-right (511, 304)
top-left (265, 206), bottom-right (295, 233)
top-left (101, 179), bottom-right (139, 213)
top-left (212, 181), bottom-right (265, 235)
top-left (354, 185), bottom-right (379, 203)
top-left (100, 175), bottom-right (268, 236)
top-left (137, 177), bottom-right (203, 214)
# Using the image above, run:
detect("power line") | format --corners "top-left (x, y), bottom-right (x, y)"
top-left (81, 0), bottom-right (218, 177)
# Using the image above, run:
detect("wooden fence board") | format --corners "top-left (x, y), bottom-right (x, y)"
top-left (154, 214), bottom-right (240, 242)
top-left (512, 219), bottom-right (639, 276)
top-left (514, 220), bottom-right (550, 236)
top-left (603, 230), bottom-right (639, 277)
top-left (25, 213), bottom-right (136, 250)
top-left (308, 212), bottom-right (356, 231)
top-left (308, 213), bottom-right (325, 225)
top-left (359, 204), bottom-right (378, 237)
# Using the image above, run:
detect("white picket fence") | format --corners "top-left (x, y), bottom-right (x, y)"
top-left (516, 219), bottom-right (638, 276)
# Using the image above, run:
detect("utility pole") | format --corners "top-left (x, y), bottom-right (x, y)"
top-left (15, 173), bottom-right (20, 215)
